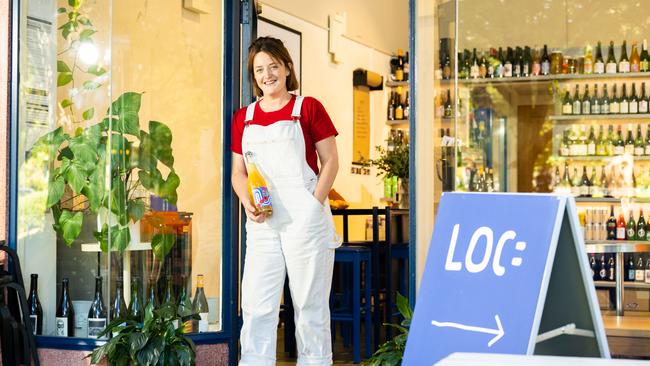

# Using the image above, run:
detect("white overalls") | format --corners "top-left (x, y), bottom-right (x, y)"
top-left (239, 96), bottom-right (341, 366)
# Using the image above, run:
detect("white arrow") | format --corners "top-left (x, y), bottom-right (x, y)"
top-left (431, 314), bottom-right (505, 347)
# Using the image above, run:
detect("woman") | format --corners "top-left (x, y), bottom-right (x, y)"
top-left (231, 36), bottom-right (340, 366)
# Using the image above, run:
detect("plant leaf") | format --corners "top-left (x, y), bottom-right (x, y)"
top-left (82, 108), bottom-right (94, 120)
top-left (148, 121), bottom-right (174, 168)
top-left (87, 64), bottom-right (106, 76)
top-left (82, 169), bottom-right (103, 211)
top-left (68, 0), bottom-right (81, 8)
top-left (110, 225), bottom-right (130, 253)
top-left (129, 332), bottom-right (148, 353)
top-left (60, 210), bottom-right (83, 246)
top-left (158, 171), bottom-right (180, 205)
top-left (60, 99), bottom-right (73, 108)
top-left (128, 199), bottom-right (146, 223)
top-left (78, 17), bottom-right (92, 26)
top-left (79, 29), bottom-right (96, 41)
top-left (108, 92), bottom-right (141, 137)
top-left (57, 72), bottom-right (73, 86)
top-left (151, 233), bottom-right (175, 260)
top-left (46, 176), bottom-right (65, 208)
top-left (57, 60), bottom-right (71, 73)
top-left (396, 292), bottom-right (413, 320)
top-left (83, 80), bottom-right (101, 90)
top-left (64, 159), bottom-right (89, 194)
top-left (57, 7), bottom-right (67, 14)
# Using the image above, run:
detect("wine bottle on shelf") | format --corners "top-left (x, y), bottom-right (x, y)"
top-left (163, 275), bottom-right (179, 329)
top-left (88, 276), bottom-right (107, 339)
top-left (601, 84), bottom-right (610, 114)
top-left (470, 48), bottom-right (479, 79)
top-left (614, 125), bottom-right (624, 155)
top-left (541, 44), bottom-right (551, 75)
top-left (625, 255), bottom-right (636, 281)
top-left (522, 46), bottom-right (531, 77)
top-left (625, 125), bottom-right (635, 154)
top-left (616, 212), bottom-right (626, 240)
top-left (404, 92), bottom-right (410, 119)
top-left (635, 124), bottom-right (645, 156)
top-left (404, 51), bottom-right (409, 81)
top-left (177, 276), bottom-right (194, 334)
top-left (579, 166), bottom-right (592, 197)
top-left (596, 126), bottom-right (607, 156)
top-left (646, 125), bottom-right (650, 155)
top-left (513, 47), bottom-right (522, 77)
top-left (531, 47), bottom-right (541, 76)
top-left (606, 41), bottom-right (618, 74)
top-left (641, 39), bottom-right (650, 72)
top-left (146, 277), bottom-right (159, 310)
top-left (561, 162), bottom-right (572, 191)
top-left (587, 126), bottom-right (596, 156)
top-left (582, 85), bottom-right (591, 115)
top-left (601, 165), bottom-right (610, 197)
top-left (111, 279), bottom-right (127, 322)
top-left (444, 89), bottom-right (453, 118)
top-left (610, 84), bottom-right (620, 114)
top-left (562, 88), bottom-right (572, 115)
top-left (193, 274), bottom-right (210, 333)
top-left (607, 205), bottom-right (617, 240)
top-left (504, 47), bottom-right (513, 77)
top-left (641, 82), bottom-right (649, 114)
top-left (387, 92), bottom-right (395, 120)
top-left (55, 278), bottom-right (74, 337)
top-left (594, 41), bottom-right (605, 74)
top-left (589, 255), bottom-right (597, 280)
top-left (631, 41), bottom-right (641, 72)
top-left (479, 51), bottom-right (488, 78)
top-left (495, 47), bottom-right (505, 78)
top-left (627, 210), bottom-right (637, 240)
top-left (128, 277), bottom-right (144, 323)
top-left (599, 254), bottom-right (607, 280)
top-left (591, 84), bottom-right (601, 114)
top-left (584, 44), bottom-right (594, 74)
top-left (571, 166), bottom-right (580, 196)
top-left (27, 274), bottom-right (43, 335)
top-left (637, 209), bottom-right (647, 240)
top-left (630, 83), bottom-right (639, 113)
top-left (619, 40), bottom-right (630, 73)
top-left (577, 126), bottom-right (588, 156)
top-left (620, 83), bottom-right (630, 114)
top-left (395, 94), bottom-right (404, 120)
top-left (608, 255), bottom-right (616, 281)
top-left (645, 258), bottom-right (650, 283)
top-left (552, 166), bottom-right (561, 191)
top-left (572, 84), bottom-right (581, 115)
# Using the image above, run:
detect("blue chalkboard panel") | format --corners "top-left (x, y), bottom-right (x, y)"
top-left (404, 193), bottom-right (566, 365)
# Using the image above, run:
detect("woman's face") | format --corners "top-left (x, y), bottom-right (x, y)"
top-left (253, 51), bottom-right (290, 97)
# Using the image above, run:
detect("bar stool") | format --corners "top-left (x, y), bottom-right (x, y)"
top-left (330, 245), bottom-right (372, 364)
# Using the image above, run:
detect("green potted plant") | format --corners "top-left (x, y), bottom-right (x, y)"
top-left (31, 0), bottom-right (179, 258)
top-left (362, 293), bottom-right (412, 366)
top-left (366, 133), bottom-right (410, 208)
top-left (87, 303), bottom-right (197, 366)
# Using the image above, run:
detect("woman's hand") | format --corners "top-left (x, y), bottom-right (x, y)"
top-left (243, 200), bottom-right (266, 223)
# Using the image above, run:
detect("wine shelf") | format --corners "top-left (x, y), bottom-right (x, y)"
top-left (550, 114), bottom-right (650, 121)
top-left (552, 155), bottom-right (650, 161)
top-left (575, 197), bottom-right (650, 203)
top-left (594, 280), bottom-right (650, 289)
top-left (585, 241), bottom-right (650, 254)
top-left (439, 71), bottom-right (650, 86)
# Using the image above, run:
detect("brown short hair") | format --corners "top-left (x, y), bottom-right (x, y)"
top-left (247, 36), bottom-right (299, 97)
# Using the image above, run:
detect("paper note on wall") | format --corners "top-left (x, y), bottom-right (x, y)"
top-left (353, 87), bottom-right (370, 164)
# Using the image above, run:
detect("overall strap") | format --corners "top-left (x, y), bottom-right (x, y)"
top-left (244, 101), bottom-right (257, 124)
top-left (291, 96), bottom-right (305, 121)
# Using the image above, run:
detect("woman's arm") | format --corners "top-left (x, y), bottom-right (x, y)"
top-left (231, 152), bottom-right (266, 223)
top-left (313, 136), bottom-right (339, 204)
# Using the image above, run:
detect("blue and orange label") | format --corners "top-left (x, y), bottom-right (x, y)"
top-left (253, 187), bottom-right (272, 208)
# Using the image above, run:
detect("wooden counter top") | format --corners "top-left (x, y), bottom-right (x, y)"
top-left (603, 315), bottom-right (650, 338)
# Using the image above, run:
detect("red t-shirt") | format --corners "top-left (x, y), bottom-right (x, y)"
top-left (231, 95), bottom-right (338, 175)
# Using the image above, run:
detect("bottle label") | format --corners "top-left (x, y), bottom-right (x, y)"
top-left (635, 147), bottom-right (645, 156)
top-left (614, 145), bottom-right (625, 155)
top-left (632, 63), bottom-right (640, 73)
top-left (30, 315), bottom-right (37, 335)
top-left (562, 103), bottom-right (572, 114)
top-left (645, 145), bottom-right (650, 155)
top-left (629, 269), bottom-right (636, 280)
top-left (628, 228), bottom-right (636, 238)
top-left (573, 101), bottom-right (581, 114)
top-left (470, 65), bottom-right (479, 78)
top-left (645, 269), bottom-right (650, 283)
top-left (587, 143), bottom-right (596, 155)
top-left (198, 312), bottom-right (209, 333)
top-left (560, 146), bottom-right (569, 156)
top-left (504, 64), bottom-right (512, 77)
top-left (591, 104), bottom-right (600, 114)
top-left (252, 187), bottom-right (272, 210)
top-left (532, 63), bottom-right (540, 75)
top-left (630, 102), bottom-right (638, 114)
top-left (541, 61), bottom-right (550, 75)
top-left (619, 61), bottom-right (630, 73)
top-left (602, 104), bottom-right (610, 114)
top-left (611, 102), bottom-right (620, 113)
top-left (579, 185), bottom-right (589, 196)
top-left (621, 102), bottom-right (629, 114)
top-left (584, 61), bottom-right (593, 74)
top-left (640, 100), bottom-right (648, 113)
top-left (55, 317), bottom-right (68, 336)
top-left (639, 228), bottom-right (646, 238)
top-left (582, 101), bottom-right (591, 114)
top-left (606, 62), bottom-right (618, 74)
top-left (642, 60), bottom-right (650, 72)
top-left (600, 268), bottom-right (607, 279)
top-left (88, 318), bottom-right (107, 339)
top-left (637, 269), bottom-right (646, 281)
top-left (617, 227), bottom-right (626, 239)
top-left (594, 62), bottom-right (605, 74)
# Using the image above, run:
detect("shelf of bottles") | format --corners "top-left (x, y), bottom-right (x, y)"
top-left (386, 48), bottom-right (410, 128)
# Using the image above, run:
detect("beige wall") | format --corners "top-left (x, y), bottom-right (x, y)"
top-left (455, 0), bottom-right (650, 50)
top-left (111, 0), bottom-right (222, 297)
top-left (261, 0), bottom-right (409, 55)
top-left (259, 4), bottom-right (397, 240)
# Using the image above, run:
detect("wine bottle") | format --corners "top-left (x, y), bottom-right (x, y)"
top-left (591, 84), bottom-right (600, 114)
top-left (589, 254), bottom-right (597, 280)
top-left (594, 41), bottom-right (605, 74)
top-left (27, 274), bottom-right (43, 335)
top-left (470, 48), bottom-right (479, 79)
top-left (599, 255), bottom-right (607, 280)
top-left (444, 89), bottom-right (453, 118)
top-left (645, 124), bottom-right (650, 155)
top-left (601, 165), bottom-right (610, 197)
top-left (582, 85), bottom-right (591, 115)
top-left (619, 40), bottom-right (630, 73)
top-left (572, 84), bottom-right (581, 115)
top-left (479, 51), bottom-right (488, 78)
top-left (587, 126), bottom-right (596, 156)
top-left (55, 278), bottom-right (75, 337)
top-left (616, 212), bottom-right (626, 240)
top-left (387, 92), bottom-right (395, 120)
top-left (637, 209), bottom-right (647, 240)
top-left (146, 277), bottom-right (159, 310)
top-left (193, 274), bottom-right (210, 333)
top-left (531, 47), bottom-right (541, 76)
top-left (541, 44), bottom-right (550, 75)
top-left (178, 276), bottom-right (194, 334)
top-left (513, 47), bottom-right (522, 77)
top-left (404, 92), bottom-right (410, 119)
top-left (620, 84), bottom-right (630, 114)
top-left (111, 279), bottom-right (127, 322)
top-left (631, 41), bottom-right (641, 72)
top-left (641, 39), bottom-right (650, 72)
top-left (635, 124), bottom-right (645, 156)
top-left (495, 47), bottom-right (505, 77)
top-left (504, 47), bottom-right (513, 77)
top-left (606, 41), bottom-right (618, 74)
top-left (607, 205), bottom-right (617, 240)
top-left (584, 44), bottom-right (594, 74)
top-left (630, 83), bottom-right (639, 113)
top-left (608, 255), bottom-right (616, 281)
top-left (627, 210), bottom-right (637, 240)
top-left (645, 258), bottom-right (650, 283)
top-left (128, 277), bottom-right (144, 322)
top-left (601, 84), bottom-right (610, 114)
top-left (579, 166), bottom-right (591, 197)
top-left (625, 125), bottom-right (635, 155)
top-left (625, 255), bottom-right (636, 281)
top-left (640, 82), bottom-right (649, 113)
top-left (596, 126), bottom-right (607, 156)
top-left (87, 276), bottom-right (107, 339)
top-left (611, 84), bottom-right (620, 114)
top-left (395, 93), bottom-right (404, 120)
